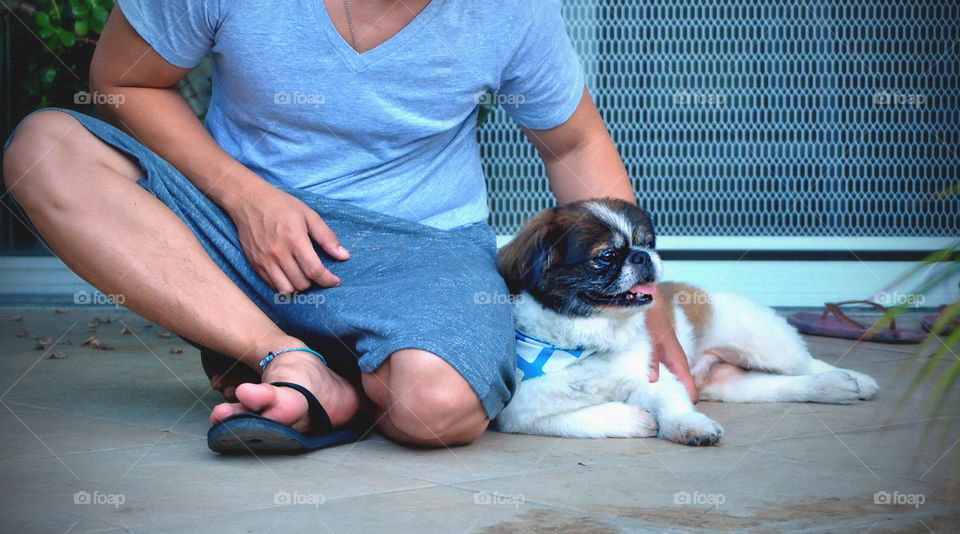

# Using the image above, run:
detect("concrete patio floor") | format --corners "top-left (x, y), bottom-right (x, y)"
top-left (1, 307), bottom-right (958, 533)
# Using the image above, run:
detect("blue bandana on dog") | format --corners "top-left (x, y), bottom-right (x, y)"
top-left (515, 330), bottom-right (597, 381)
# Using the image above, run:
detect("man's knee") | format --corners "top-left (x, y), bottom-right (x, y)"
top-left (376, 349), bottom-right (488, 444)
top-left (3, 110), bottom-right (85, 206)
top-left (3, 110), bottom-right (138, 211)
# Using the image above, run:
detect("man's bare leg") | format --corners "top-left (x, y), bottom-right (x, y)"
top-left (2, 110), bottom-right (359, 432)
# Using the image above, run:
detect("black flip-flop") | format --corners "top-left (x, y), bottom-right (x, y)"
top-left (207, 381), bottom-right (369, 454)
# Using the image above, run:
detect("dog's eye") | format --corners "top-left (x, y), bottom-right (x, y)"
top-left (594, 250), bottom-right (619, 265)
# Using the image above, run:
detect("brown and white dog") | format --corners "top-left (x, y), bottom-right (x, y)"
top-left (494, 198), bottom-right (878, 446)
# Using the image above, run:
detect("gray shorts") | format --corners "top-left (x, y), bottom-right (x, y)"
top-left (3, 109), bottom-right (517, 417)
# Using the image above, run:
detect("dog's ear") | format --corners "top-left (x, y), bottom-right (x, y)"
top-left (497, 209), bottom-right (565, 294)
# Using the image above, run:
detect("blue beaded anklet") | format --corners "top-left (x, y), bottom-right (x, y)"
top-left (259, 347), bottom-right (327, 371)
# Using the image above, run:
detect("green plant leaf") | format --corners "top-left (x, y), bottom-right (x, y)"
top-left (57, 28), bottom-right (77, 47)
top-left (888, 235), bottom-right (960, 491)
top-left (91, 18), bottom-right (106, 34)
top-left (92, 6), bottom-right (109, 23)
top-left (71, 0), bottom-right (91, 17)
top-left (929, 357), bottom-right (960, 415)
top-left (49, 0), bottom-right (63, 21)
top-left (74, 19), bottom-right (89, 37)
top-left (35, 11), bottom-right (54, 31)
top-left (42, 66), bottom-right (57, 84)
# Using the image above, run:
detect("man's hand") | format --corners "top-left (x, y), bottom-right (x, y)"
top-left (646, 296), bottom-right (699, 403)
top-left (227, 183), bottom-right (349, 294)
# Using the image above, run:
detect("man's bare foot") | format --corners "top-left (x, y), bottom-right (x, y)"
top-left (209, 340), bottom-right (360, 433)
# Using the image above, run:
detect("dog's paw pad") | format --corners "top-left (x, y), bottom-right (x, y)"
top-left (658, 412), bottom-right (724, 446)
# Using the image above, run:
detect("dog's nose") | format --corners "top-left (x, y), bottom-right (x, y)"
top-left (629, 250), bottom-right (650, 266)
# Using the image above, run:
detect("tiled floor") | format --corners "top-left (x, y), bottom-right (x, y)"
top-left (1, 308), bottom-right (957, 533)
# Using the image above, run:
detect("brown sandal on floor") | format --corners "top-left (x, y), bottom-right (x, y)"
top-left (787, 300), bottom-right (927, 344)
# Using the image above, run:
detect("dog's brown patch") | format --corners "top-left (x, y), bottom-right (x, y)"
top-left (657, 282), bottom-right (713, 339)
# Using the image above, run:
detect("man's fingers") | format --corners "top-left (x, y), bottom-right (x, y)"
top-left (276, 255), bottom-right (313, 292)
top-left (292, 239), bottom-right (341, 288)
top-left (664, 360), bottom-right (699, 404)
top-left (263, 263), bottom-right (294, 295)
top-left (680, 375), bottom-right (699, 404)
top-left (648, 343), bottom-right (662, 382)
top-left (306, 212), bottom-right (349, 261)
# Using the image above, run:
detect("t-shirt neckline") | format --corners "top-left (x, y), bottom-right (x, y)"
top-left (311, 0), bottom-right (444, 71)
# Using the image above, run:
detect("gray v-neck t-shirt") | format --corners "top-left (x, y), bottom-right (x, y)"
top-left (118, 0), bottom-right (585, 229)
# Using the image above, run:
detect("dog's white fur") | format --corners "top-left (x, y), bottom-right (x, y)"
top-left (496, 286), bottom-right (880, 444)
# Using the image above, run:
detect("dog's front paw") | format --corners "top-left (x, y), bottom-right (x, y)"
top-left (658, 412), bottom-right (724, 446)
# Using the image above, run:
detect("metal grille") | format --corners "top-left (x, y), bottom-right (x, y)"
top-left (482, 0), bottom-right (960, 237)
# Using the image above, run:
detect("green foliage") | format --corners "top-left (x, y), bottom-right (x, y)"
top-left (10, 0), bottom-right (115, 111)
top-left (880, 239), bottom-right (960, 485)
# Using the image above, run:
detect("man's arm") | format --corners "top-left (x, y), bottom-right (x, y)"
top-left (89, 6), bottom-right (348, 292)
top-left (521, 88), bottom-right (635, 205)
top-left (521, 87), bottom-right (699, 402)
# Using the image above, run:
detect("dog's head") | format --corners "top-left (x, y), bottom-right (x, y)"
top-left (497, 198), bottom-right (662, 317)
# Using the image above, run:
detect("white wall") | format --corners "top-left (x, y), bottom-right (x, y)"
top-left (3, 236), bottom-right (955, 308)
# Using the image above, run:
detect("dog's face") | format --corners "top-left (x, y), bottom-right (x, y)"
top-left (497, 198), bottom-right (662, 317)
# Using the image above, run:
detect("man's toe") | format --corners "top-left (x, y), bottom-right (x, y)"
top-left (210, 402), bottom-right (246, 424)
top-left (233, 383), bottom-right (310, 431)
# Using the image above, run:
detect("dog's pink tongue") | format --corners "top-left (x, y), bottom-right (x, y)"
top-left (630, 284), bottom-right (657, 296)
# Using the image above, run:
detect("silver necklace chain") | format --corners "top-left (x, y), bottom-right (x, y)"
top-left (343, 0), bottom-right (361, 53)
